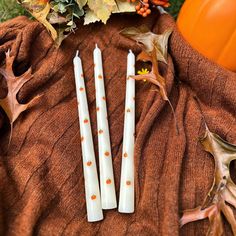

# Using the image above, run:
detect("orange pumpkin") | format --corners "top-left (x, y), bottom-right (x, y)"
top-left (177, 0), bottom-right (236, 72)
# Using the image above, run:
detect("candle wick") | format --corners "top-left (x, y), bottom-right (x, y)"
top-left (75, 50), bottom-right (79, 57)
top-left (76, 50), bottom-right (79, 57)
top-left (95, 43), bottom-right (98, 49)
top-left (129, 49), bottom-right (132, 53)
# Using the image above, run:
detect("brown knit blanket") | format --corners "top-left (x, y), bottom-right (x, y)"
top-left (0, 12), bottom-right (235, 236)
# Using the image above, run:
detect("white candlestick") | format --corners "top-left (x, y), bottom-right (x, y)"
top-left (73, 51), bottom-right (103, 222)
top-left (118, 50), bottom-right (135, 213)
top-left (93, 44), bottom-right (117, 209)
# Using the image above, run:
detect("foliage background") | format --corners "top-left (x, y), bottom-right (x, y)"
top-left (167, 0), bottom-right (185, 18)
top-left (0, 0), bottom-right (185, 23)
top-left (0, 0), bottom-right (27, 22)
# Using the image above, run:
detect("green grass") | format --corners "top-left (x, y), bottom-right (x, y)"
top-left (0, 0), bottom-right (185, 23)
top-left (0, 0), bottom-right (26, 22)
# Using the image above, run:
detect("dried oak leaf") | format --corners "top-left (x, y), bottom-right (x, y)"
top-left (120, 26), bottom-right (178, 132)
top-left (120, 25), bottom-right (172, 64)
top-left (0, 51), bottom-right (40, 145)
top-left (180, 125), bottom-right (236, 236)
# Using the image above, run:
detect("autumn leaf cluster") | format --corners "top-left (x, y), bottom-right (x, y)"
top-left (18, 0), bottom-right (170, 46)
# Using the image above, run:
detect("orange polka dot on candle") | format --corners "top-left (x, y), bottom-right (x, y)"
top-left (87, 161), bottom-right (92, 166)
top-left (81, 136), bottom-right (84, 142)
top-left (127, 108), bottom-right (131, 113)
top-left (106, 179), bottom-right (112, 184)
top-left (126, 180), bottom-right (131, 186)
top-left (98, 129), bottom-right (103, 134)
top-left (84, 118), bottom-right (89, 124)
top-left (102, 96), bottom-right (106, 101)
top-left (98, 74), bottom-right (103, 79)
top-left (96, 107), bottom-right (100, 112)
top-left (91, 195), bottom-right (96, 200)
top-left (104, 151), bottom-right (110, 157)
top-left (123, 152), bottom-right (128, 158)
top-left (79, 87), bottom-right (84, 91)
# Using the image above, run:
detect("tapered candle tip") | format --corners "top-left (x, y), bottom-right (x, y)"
top-left (129, 49), bottom-right (132, 53)
top-left (95, 44), bottom-right (98, 48)
top-left (76, 50), bottom-right (79, 57)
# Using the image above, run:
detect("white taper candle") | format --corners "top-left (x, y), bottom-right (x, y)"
top-left (73, 51), bottom-right (103, 222)
top-left (93, 44), bottom-right (117, 209)
top-left (118, 50), bottom-right (135, 213)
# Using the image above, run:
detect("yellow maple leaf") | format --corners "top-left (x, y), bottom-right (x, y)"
top-left (87, 0), bottom-right (117, 24)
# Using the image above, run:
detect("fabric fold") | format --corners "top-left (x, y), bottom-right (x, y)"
top-left (0, 11), bottom-right (235, 236)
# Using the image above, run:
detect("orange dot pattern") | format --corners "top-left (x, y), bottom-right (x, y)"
top-left (127, 108), bottom-right (131, 113)
top-left (87, 161), bottom-right (92, 166)
top-left (126, 180), bottom-right (131, 186)
top-left (94, 64), bottom-right (116, 201)
top-left (123, 152), bottom-right (128, 158)
top-left (104, 151), bottom-right (110, 157)
top-left (98, 129), bottom-right (103, 134)
top-left (77, 65), bottom-right (113, 208)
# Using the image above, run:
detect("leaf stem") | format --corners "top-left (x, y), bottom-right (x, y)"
top-left (167, 98), bottom-right (179, 135)
top-left (7, 122), bottom-right (13, 151)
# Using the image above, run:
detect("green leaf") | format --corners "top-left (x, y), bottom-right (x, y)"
top-left (73, 7), bottom-right (84, 18)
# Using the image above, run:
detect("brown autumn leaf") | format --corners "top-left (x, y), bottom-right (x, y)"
top-left (120, 26), bottom-right (178, 132)
top-left (19, 1), bottom-right (58, 42)
top-left (134, 49), bottom-right (168, 101)
top-left (120, 26), bottom-right (173, 64)
top-left (180, 124), bottom-right (236, 236)
top-left (0, 50), bottom-right (40, 146)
